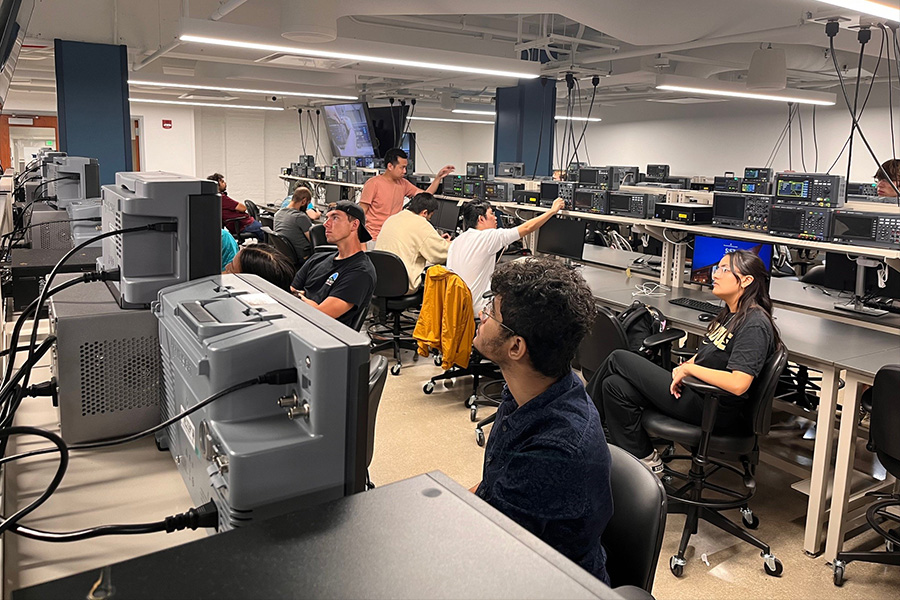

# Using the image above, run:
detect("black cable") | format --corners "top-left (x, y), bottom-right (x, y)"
top-left (315, 109), bottom-right (322, 164)
top-left (797, 104), bottom-right (808, 172)
top-left (788, 103), bottom-right (793, 171)
top-left (765, 108), bottom-right (793, 168)
top-left (846, 28), bottom-right (870, 189)
top-left (813, 105), bottom-right (819, 171)
top-left (388, 98), bottom-right (397, 149)
top-left (827, 31), bottom-right (900, 201)
top-left (403, 98), bottom-right (416, 136)
top-left (0, 369), bottom-right (295, 466)
top-left (571, 76), bottom-right (599, 164)
top-left (298, 108), bottom-right (306, 155)
top-left (0, 426), bottom-right (68, 536)
top-left (0, 338), bottom-right (56, 441)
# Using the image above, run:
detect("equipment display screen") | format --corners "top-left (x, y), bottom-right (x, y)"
top-left (713, 194), bottom-right (745, 220)
top-left (540, 181), bottom-right (560, 200)
top-left (833, 214), bottom-right (875, 240)
top-left (536, 217), bottom-right (586, 261)
top-left (770, 207), bottom-right (803, 231)
top-left (434, 199), bottom-right (460, 232)
top-left (579, 168), bottom-right (599, 185)
top-left (608, 193), bottom-right (633, 212)
top-left (573, 190), bottom-right (593, 210)
top-left (776, 178), bottom-right (809, 199)
top-left (322, 103), bottom-right (375, 158)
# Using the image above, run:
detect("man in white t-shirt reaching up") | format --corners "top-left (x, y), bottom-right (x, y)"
top-left (447, 197), bottom-right (566, 314)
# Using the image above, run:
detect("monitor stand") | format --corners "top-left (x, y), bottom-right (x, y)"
top-left (833, 257), bottom-right (888, 317)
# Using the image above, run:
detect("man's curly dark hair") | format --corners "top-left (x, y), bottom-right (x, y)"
top-left (490, 257), bottom-right (598, 379)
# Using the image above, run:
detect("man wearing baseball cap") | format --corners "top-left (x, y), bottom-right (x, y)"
top-left (290, 200), bottom-right (376, 329)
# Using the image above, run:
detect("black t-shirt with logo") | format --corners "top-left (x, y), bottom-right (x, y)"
top-left (291, 250), bottom-right (376, 329)
top-left (694, 308), bottom-right (774, 404)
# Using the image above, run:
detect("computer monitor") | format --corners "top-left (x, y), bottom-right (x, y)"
top-left (536, 217), bottom-right (586, 261)
top-left (823, 252), bottom-right (900, 299)
top-left (400, 132), bottom-right (416, 173)
top-left (434, 199), bottom-right (460, 233)
top-left (368, 105), bottom-right (410, 158)
top-left (322, 103), bottom-right (375, 158)
top-left (691, 235), bottom-right (773, 287)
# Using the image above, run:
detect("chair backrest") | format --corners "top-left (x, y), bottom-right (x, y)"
top-left (349, 299), bottom-right (370, 332)
top-left (244, 199), bottom-right (260, 220)
top-left (799, 264), bottom-right (826, 285)
top-left (748, 344), bottom-right (789, 436)
top-left (262, 226), bottom-right (299, 268)
top-left (259, 215), bottom-right (274, 229)
top-left (366, 354), bottom-right (389, 468)
top-left (576, 305), bottom-right (629, 381)
top-left (870, 364), bottom-right (900, 475)
top-left (309, 224), bottom-right (328, 248)
top-left (368, 250), bottom-right (411, 298)
top-left (602, 445), bottom-right (667, 592)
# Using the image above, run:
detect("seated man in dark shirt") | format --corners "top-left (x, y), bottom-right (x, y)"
top-left (290, 201), bottom-right (376, 329)
top-left (208, 172), bottom-right (264, 241)
top-left (274, 186), bottom-right (314, 264)
top-left (471, 257), bottom-right (613, 584)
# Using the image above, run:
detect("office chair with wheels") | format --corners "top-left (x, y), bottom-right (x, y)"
top-left (309, 223), bottom-right (337, 254)
top-left (243, 199), bottom-right (260, 221)
top-left (224, 217), bottom-right (256, 243)
top-left (833, 364), bottom-right (900, 586)
top-left (603, 445), bottom-right (667, 594)
top-left (642, 345), bottom-right (789, 578)
top-left (367, 251), bottom-right (422, 375)
top-left (366, 354), bottom-right (389, 489)
top-left (261, 226), bottom-right (300, 269)
top-left (578, 304), bottom-right (685, 383)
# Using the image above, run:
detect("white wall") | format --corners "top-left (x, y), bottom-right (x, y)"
top-left (130, 103), bottom-right (196, 175)
top-left (552, 87), bottom-right (899, 182)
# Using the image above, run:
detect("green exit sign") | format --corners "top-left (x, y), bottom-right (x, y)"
top-left (45, 140), bottom-right (53, 147)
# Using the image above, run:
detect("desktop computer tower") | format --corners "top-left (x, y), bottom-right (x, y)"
top-left (49, 278), bottom-right (160, 444)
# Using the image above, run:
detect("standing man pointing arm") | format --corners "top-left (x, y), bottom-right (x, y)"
top-left (358, 148), bottom-right (454, 244)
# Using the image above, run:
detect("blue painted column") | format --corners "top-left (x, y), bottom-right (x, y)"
top-left (54, 40), bottom-right (132, 184)
top-left (493, 78), bottom-right (556, 178)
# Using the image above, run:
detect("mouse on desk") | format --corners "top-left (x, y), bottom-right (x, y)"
top-left (698, 313), bottom-right (714, 322)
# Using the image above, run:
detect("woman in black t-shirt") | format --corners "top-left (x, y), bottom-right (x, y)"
top-left (593, 250), bottom-right (781, 473)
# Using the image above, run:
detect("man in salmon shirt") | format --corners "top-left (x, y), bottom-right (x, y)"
top-left (358, 148), bottom-right (454, 244)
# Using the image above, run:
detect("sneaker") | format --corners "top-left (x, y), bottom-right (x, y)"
top-left (641, 450), bottom-right (664, 474)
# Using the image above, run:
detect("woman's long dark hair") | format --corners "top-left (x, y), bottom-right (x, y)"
top-left (235, 244), bottom-right (295, 291)
top-left (708, 249), bottom-right (782, 350)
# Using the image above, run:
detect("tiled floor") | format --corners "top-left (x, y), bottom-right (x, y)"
top-left (369, 349), bottom-right (900, 599)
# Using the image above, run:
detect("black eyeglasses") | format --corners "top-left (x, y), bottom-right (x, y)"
top-left (480, 292), bottom-right (518, 337)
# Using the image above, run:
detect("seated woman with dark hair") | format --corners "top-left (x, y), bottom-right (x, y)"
top-left (594, 249), bottom-right (781, 473)
top-left (223, 244), bottom-right (295, 292)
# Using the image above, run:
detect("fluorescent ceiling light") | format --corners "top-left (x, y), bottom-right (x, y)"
top-left (555, 115), bottom-right (602, 122)
top-left (813, 1), bottom-right (900, 22)
top-left (129, 98), bottom-right (284, 111)
top-left (408, 116), bottom-right (494, 125)
top-left (451, 109), bottom-right (496, 116)
top-left (128, 80), bottom-right (357, 100)
top-left (655, 74), bottom-right (836, 106)
top-left (180, 34), bottom-right (540, 80)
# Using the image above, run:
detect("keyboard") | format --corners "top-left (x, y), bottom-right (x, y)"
top-left (668, 297), bottom-right (723, 314)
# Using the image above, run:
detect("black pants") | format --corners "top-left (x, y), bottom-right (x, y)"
top-left (595, 349), bottom-right (743, 458)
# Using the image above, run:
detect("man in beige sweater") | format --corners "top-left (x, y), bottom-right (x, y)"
top-left (375, 193), bottom-right (451, 294)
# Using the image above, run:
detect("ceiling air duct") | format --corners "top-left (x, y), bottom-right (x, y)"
top-left (281, 1), bottom-right (337, 43)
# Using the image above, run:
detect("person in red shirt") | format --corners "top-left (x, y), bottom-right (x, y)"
top-left (358, 148), bottom-right (453, 243)
top-left (208, 173), bottom-right (264, 241)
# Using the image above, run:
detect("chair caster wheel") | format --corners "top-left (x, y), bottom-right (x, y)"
top-left (741, 509), bottom-right (759, 530)
top-left (434, 355), bottom-right (442, 367)
top-left (390, 364), bottom-right (401, 376)
top-left (423, 382), bottom-right (434, 394)
top-left (475, 429), bottom-right (485, 447)
top-left (465, 395), bottom-right (477, 408)
top-left (470, 406), bottom-right (478, 422)
top-left (412, 353), bottom-right (419, 362)
top-left (763, 554), bottom-right (783, 577)
top-left (886, 540), bottom-right (896, 553)
top-left (669, 555), bottom-right (685, 577)
top-left (833, 561), bottom-right (845, 586)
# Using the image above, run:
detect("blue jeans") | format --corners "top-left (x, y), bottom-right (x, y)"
top-left (241, 219), bottom-right (265, 242)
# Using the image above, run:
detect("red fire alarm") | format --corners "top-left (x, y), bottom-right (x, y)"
top-left (162, 119), bottom-right (173, 129)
